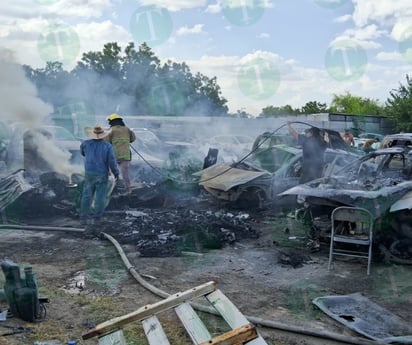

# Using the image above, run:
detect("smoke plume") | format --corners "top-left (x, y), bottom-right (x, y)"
top-left (0, 48), bottom-right (83, 177)
top-left (0, 48), bottom-right (53, 125)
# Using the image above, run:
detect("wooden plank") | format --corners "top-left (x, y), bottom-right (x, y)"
top-left (206, 289), bottom-right (249, 327)
top-left (142, 315), bottom-right (171, 345)
top-left (199, 323), bottom-right (257, 345)
top-left (175, 302), bottom-right (212, 344)
top-left (82, 281), bottom-right (217, 340)
top-left (206, 290), bottom-right (269, 345)
top-left (98, 329), bottom-right (127, 345)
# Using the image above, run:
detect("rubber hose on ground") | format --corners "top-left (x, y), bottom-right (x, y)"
top-left (0, 224), bottom-right (85, 233)
top-left (100, 232), bottom-right (383, 345)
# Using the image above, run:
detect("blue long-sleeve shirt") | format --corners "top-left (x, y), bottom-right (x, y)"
top-left (80, 139), bottom-right (120, 177)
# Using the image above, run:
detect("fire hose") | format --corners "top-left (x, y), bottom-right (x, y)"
top-left (100, 231), bottom-right (383, 345)
top-left (0, 224), bottom-right (84, 233)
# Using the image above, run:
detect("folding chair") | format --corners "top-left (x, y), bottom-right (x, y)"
top-left (328, 206), bottom-right (374, 275)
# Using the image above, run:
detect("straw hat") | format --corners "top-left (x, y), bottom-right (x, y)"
top-left (89, 125), bottom-right (109, 139)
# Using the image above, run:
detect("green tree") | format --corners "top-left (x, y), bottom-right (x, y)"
top-left (23, 61), bottom-right (71, 106)
top-left (385, 74), bottom-right (412, 132)
top-left (26, 42), bottom-right (228, 116)
top-left (72, 42), bottom-right (124, 113)
top-left (329, 91), bottom-right (383, 115)
top-left (301, 101), bottom-right (328, 114)
top-left (122, 42), bottom-right (161, 114)
top-left (260, 105), bottom-right (299, 117)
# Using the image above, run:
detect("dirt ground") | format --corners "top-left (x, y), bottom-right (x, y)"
top-left (0, 201), bottom-right (411, 345)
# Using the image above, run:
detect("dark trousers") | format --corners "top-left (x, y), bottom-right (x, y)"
top-left (79, 173), bottom-right (108, 220)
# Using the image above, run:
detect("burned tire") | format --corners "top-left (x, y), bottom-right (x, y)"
top-left (236, 187), bottom-right (267, 210)
top-left (378, 239), bottom-right (412, 265)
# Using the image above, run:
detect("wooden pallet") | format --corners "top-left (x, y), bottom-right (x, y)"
top-left (82, 281), bottom-right (268, 345)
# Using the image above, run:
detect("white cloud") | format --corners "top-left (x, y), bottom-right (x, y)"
top-left (1, 17), bottom-right (132, 68)
top-left (137, 0), bottom-right (207, 12)
top-left (176, 24), bottom-right (205, 36)
top-left (51, 0), bottom-right (114, 19)
top-left (331, 24), bottom-right (385, 50)
top-left (391, 20), bottom-right (412, 41)
top-left (257, 32), bottom-right (270, 39)
top-left (376, 51), bottom-right (403, 62)
top-left (75, 20), bottom-right (132, 51)
top-left (180, 47), bottom-right (408, 116)
top-left (352, 0), bottom-right (412, 28)
top-left (340, 24), bottom-right (386, 42)
top-left (334, 14), bottom-right (352, 23)
top-left (0, 0), bottom-right (114, 20)
top-left (217, 0), bottom-right (274, 9)
top-left (205, 3), bottom-right (221, 14)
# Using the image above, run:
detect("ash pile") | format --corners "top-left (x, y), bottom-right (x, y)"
top-left (97, 207), bottom-right (260, 257)
top-left (1, 171), bottom-right (260, 258)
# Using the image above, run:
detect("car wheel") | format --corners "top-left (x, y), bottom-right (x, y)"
top-left (236, 187), bottom-right (267, 210)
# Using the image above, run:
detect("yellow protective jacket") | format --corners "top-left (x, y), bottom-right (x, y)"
top-left (107, 126), bottom-right (136, 161)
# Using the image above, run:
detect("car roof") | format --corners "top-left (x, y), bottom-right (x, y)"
top-left (359, 132), bottom-right (384, 138)
top-left (382, 133), bottom-right (412, 139)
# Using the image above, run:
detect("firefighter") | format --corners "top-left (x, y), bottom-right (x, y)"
top-left (106, 113), bottom-right (136, 194)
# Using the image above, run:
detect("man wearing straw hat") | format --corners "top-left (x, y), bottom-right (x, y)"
top-left (79, 125), bottom-right (119, 225)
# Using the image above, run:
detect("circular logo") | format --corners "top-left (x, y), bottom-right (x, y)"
top-left (325, 40), bottom-right (368, 82)
top-left (314, 0), bottom-right (348, 9)
top-left (146, 79), bottom-right (186, 115)
top-left (399, 26), bottom-right (412, 65)
top-left (37, 24), bottom-right (80, 66)
top-left (130, 5), bottom-right (173, 46)
top-left (237, 57), bottom-right (280, 100)
top-left (221, 0), bottom-right (265, 27)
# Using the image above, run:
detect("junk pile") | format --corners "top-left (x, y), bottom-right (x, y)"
top-left (96, 208), bottom-right (260, 257)
top-left (0, 170), bottom-right (32, 214)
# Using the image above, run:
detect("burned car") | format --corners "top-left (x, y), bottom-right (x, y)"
top-left (280, 147), bottom-right (412, 263)
top-left (195, 128), bottom-right (360, 209)
top-left (379, 132), bottom-right (412, 151)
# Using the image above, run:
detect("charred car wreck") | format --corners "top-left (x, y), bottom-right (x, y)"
top-left (195, 128), bottom-right (361, 210)
top-left (280, 147), bottom-right (412, 263)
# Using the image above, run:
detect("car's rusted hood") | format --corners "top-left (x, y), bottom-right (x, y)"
top-left (280, 179), bottom-right (412, 218)
top-left (194, 163), bottom-right (271, 192)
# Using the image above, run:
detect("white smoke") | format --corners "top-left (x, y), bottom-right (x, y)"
top-left (0, 48), bottom-right (83, 177)
top-left (0, 48), bottom-right (53, 125)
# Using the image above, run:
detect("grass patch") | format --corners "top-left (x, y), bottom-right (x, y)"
top-left (285, 280), bottom-right (327, 321)
top-left (267, 216), bottom-right (309, 248)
